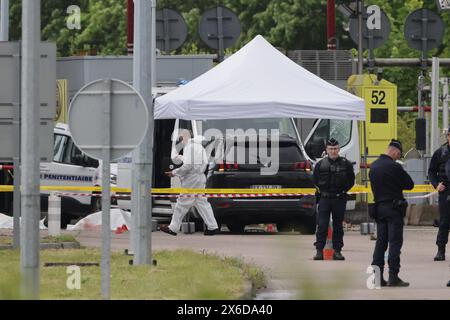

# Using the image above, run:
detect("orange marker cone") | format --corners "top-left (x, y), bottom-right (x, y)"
top-left (323, 220), bottom-right (334, 260)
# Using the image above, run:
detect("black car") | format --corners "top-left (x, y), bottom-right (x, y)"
top-left (200, 118), bottom-right (317, 234)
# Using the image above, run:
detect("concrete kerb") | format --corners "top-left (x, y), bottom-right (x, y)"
top-left (61, 242), bottom-right (81, 249)
top-left (0, 242), bottom-right (81, 250)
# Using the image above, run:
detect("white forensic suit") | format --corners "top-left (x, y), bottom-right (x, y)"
top-left (168, 137), bottom-right (219, 233)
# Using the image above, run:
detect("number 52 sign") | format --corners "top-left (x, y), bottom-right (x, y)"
top-left (365, 88), bottom-right (394, 108)
top-left (370, 90), bottom-right (387, 105)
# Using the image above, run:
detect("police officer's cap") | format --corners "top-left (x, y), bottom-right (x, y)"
top-left (389, 139), bottom-right (403, 153)
top-left (326, 138), bottom-right (339, 146)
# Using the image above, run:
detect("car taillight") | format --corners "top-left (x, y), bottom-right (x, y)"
top-left (305, 160), bottom-right (312, 172)
top-left (293, 162), bottom-right (305, 170)
top-left (293, 160), bottom-right (312, 171)
top-left (218, 163), bottom-right (239, 171)
top-left (217, 202), bottom-right (234, 208)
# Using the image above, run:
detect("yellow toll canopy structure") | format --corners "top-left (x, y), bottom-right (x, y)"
top-left (348, 74), bottom-right (397, 163)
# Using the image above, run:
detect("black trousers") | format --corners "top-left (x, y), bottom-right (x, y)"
top-left (314, 197), bottom-right (346, 251)
top-left (371, 203), bottom-right (404, 276)
top-left (436, 191), bottom-right (450, 249)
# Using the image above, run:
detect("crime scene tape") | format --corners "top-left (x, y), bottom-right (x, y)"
top-left (57, 192), bottom-right (319, 198)
top-left (0, 184), bottom-right (438, 198)
top-left (405, 191), bottom-right (438, 200)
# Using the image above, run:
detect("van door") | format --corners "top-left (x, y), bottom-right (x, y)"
top-left (304, 119), bottom-right (360, 172)
top-left (155, 119), bottom-right (177, 188)
top-left (41, 133), bottom-right (97, 207)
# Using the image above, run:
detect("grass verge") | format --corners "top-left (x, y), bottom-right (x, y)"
top-left (0, 248), bottom-right (266, 300)
top-left (0, 234), bottom-right (79, 246)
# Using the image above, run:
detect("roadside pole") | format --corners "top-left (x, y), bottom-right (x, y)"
top-left (0, 0), bottom-right (19, 250)
top-left (0, 0), bottom-right (8, 41)
top-left (357, 0), bottom-right (364, 74)
top-left (443, 78), bottom-right (449, 132)
top-left (101, 80), bottom-right (112, 299)
top-left (20, 0), bottom-right (40, 299)
top-left (431, 57), bottom-right (440, 154)
top-left (132, 0), bottom-right (153, 265)
top-left (152, 0), bottom-right (157, 88)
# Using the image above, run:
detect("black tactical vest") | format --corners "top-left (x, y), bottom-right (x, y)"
top-left (316, 157), bottom-right (349, 193)
top-left (438, 144), bottom-right (450, 183)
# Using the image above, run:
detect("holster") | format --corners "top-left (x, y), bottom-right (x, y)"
top-left (392, 199), bottom-right (408, 218)
top-left (368, 203), bottom-right (378, 220)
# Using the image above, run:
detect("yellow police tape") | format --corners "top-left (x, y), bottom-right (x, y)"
top-left (0, 184), bottom-right (438, 194)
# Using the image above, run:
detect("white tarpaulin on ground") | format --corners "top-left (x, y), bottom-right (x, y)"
top-left (0, 213), bottom-right (47, 230)
top-left (155, 35), bottom-right (365, 120)
top-left (67, 208), bottom-right (131, 231)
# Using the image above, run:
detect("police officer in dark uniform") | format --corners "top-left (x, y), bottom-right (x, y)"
top-left (428, 129), bottom-right (450, 261)
top-left (369, 140), bottom-right (414, 287)
top-left (313, 138), bottom-right (355, 260)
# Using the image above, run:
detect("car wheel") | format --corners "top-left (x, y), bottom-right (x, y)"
top-left (61, 213), bottom-right (73, 229)
top-left (44, 213), bottom-right (73, 229)
top-left (297, 217), bottom-right (317, 235)
top-left (277, 222), bottom-right (296, 233)
top-left (227, 223), bottom-right (245, 234)
top-left (91, 195), bottom-right (102, 213)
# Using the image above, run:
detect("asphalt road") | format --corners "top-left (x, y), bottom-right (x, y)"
top-left (73, 226), bottom-right (450, 300)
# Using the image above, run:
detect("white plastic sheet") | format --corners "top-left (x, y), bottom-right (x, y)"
top-left (66, 208), bottom-right (131, 231)
top-left (0, 213), bottom-right (47, 230)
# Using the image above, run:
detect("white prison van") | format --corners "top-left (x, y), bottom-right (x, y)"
top-left (41, 123), bottom-right (117, 227)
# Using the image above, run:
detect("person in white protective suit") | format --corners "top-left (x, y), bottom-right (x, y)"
top-left (160, 129), bottom-right (219, 236)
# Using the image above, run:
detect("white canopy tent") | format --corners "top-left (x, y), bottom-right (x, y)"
top-left (155, 35), bottom-right (365, 121)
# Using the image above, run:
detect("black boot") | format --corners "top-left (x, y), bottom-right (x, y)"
top-left (313, 249), bottom-right (323, 260)
top-left (387, 274), bottom-right (409, 287)
top-left (333, 250), bottom-right (345, 261)
top-left (434, 247), bottom-right (445, 261)
top-left (378, 268), bottom-right (387, 287)
top-left (204, 228), bottom-right (219, 236)
top-left (160, 225), bottom-right (177, 236)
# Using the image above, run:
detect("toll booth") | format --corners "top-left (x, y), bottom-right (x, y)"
top-left (347, 74), bottom-right (397, 163)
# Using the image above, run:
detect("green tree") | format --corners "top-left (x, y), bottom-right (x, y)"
top-left (397, 113), bottom-right (417, 153)
top-left (9, 0), bottom-right (125, 56)
top-left (9, 0), bottom-right (90, 57)
top-left (73, 0), bottom-right (127, 55)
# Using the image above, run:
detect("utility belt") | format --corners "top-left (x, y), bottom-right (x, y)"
top-left (369, 199), bottom-right (408, 220)
top-left (319, 191), bottom-right (347, 199)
